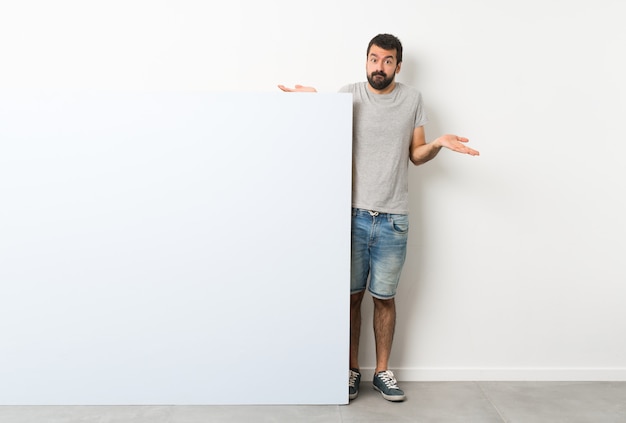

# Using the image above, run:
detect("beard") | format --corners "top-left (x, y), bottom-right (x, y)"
top-left (367, 71), bottom-right (395, 91)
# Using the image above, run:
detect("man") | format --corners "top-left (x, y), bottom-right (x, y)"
top-left (279, 34), bottom-right (479, 402)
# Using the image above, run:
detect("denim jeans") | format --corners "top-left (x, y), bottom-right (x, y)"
top-left (351, 208), bottom-right (409, 299)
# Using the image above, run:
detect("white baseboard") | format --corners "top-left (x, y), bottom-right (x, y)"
top-left (358, 367), bottom-right (626, 382)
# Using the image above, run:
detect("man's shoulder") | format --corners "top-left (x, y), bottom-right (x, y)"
top-left (395, 82), bottom-right (422, 98)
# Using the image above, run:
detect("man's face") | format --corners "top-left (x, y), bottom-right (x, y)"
top-left (366, 45), bottom-right (401, 91)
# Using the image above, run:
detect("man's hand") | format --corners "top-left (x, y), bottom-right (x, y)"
top-left (278, 84), bottom-right (317, 93)
top-left (435, 134), bottom-right (480, 156)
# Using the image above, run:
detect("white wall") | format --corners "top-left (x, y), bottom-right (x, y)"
top-left (1, 0), bottom-right (625, 381)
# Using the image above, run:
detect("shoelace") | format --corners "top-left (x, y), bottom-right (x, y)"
top-left (349, 370), bottom-right (359, 387)
top-left (377, 370), bottom-right (400, 389)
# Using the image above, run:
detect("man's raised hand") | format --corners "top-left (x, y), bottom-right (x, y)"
top-left (278, 84), bottom-right (317, 93)
top-left (436, 134), bottom-right (480, 156)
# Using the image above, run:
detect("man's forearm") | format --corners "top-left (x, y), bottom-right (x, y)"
top-left (410, 140), bottom-right (442, 165)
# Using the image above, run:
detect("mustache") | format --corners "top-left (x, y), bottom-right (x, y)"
top-left (371, 71), bottom-right (387, 78)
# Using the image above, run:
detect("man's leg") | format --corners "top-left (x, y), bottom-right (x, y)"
top-left (350, 291), bottom-right (365, 370)
top-left (372, 295), bottom-right (405, 401)
top-left (373, 296), bottom-right (395, 374)
top-left (368, 213), bottom-right (408, 402)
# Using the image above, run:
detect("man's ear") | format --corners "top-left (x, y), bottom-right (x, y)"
top-left (395, 62), bottom-right (402, 74)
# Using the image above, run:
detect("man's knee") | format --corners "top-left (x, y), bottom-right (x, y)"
top-left (373, 296), bottom-right (395, 309)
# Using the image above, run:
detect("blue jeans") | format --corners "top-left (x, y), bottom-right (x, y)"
top-left (351, 208), bottom-right (409, 299)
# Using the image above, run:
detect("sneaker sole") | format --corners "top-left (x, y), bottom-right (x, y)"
top-left (373, 385), bottom-right (406, 402)
top-left (349, 391), bottom-right (358, 400)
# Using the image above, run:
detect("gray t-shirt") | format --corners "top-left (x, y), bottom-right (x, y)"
top-left (339, 82), bottom-right (428, 214)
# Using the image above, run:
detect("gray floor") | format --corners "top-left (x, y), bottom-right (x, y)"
top-left (2, 381), bottom-right (626, 422)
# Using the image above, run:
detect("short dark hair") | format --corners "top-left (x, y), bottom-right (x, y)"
top-left (367, 34), bottom-right (403, 64)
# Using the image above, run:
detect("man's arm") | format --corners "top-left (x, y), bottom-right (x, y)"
top-left (410, 126), bottom-right (479, 166)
